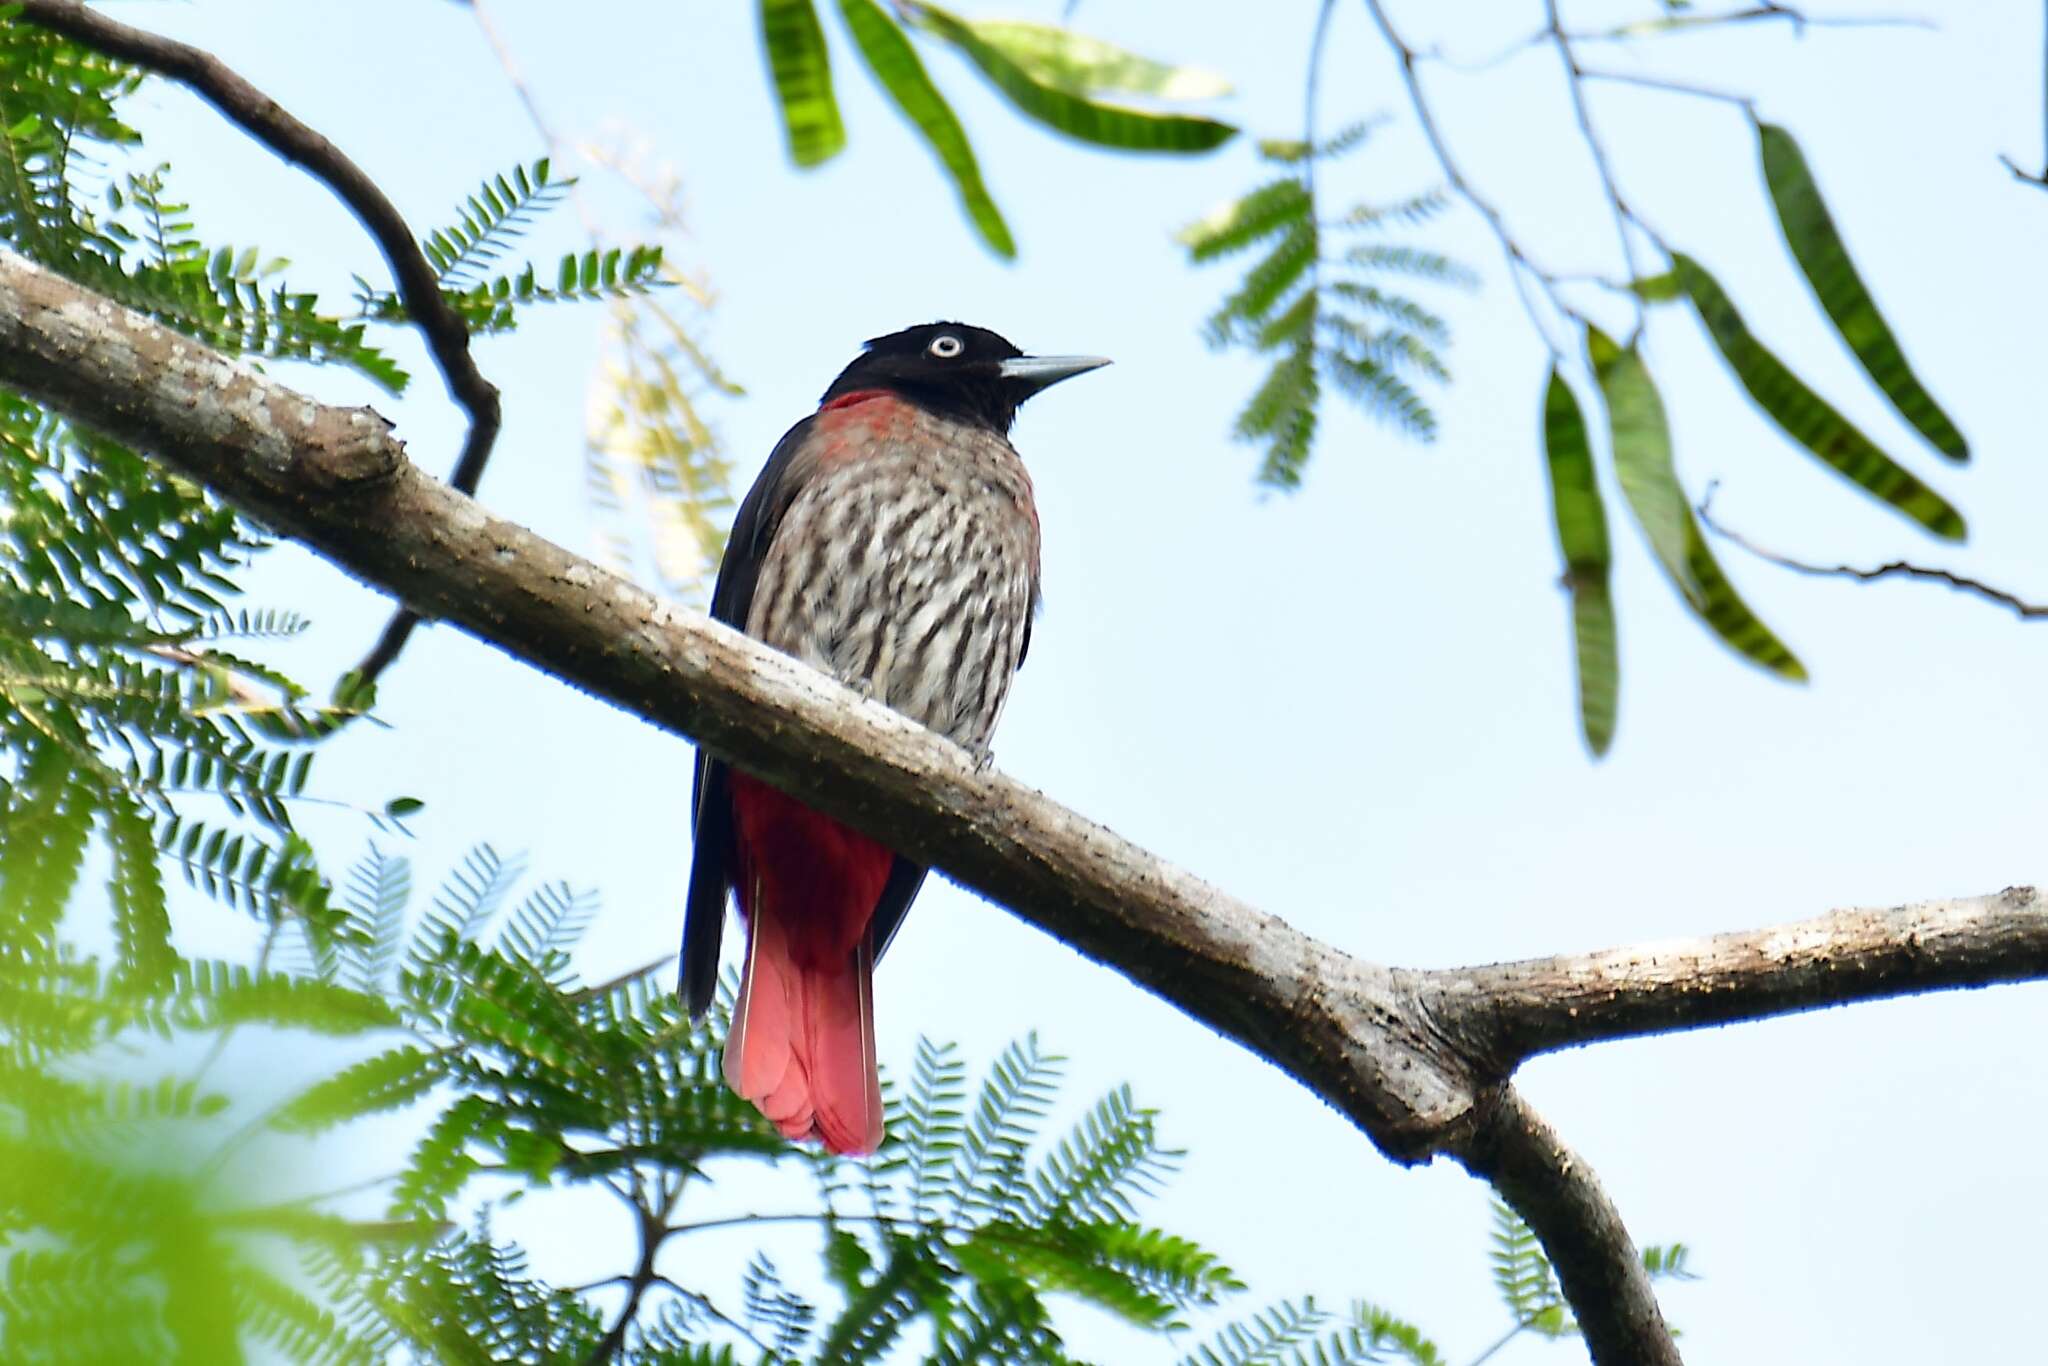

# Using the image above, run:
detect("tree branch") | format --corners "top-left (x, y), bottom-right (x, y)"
top-left (1700, 492), bottom-right (2048, 620)
top-left (1424, 887), bottom-right (2048, 1070)
top-left (11, 0), bottom-right (505, 688)
top-left (5, 248), bottom-right (2046, 1363)
top-left (582, 1185), bottom-right (674, 1365)
top-left (1449, 1087), bottom-right (1678, 1366)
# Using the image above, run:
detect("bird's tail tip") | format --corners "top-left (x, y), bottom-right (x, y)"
top-left (724, 917), bottom-right (884, 1157)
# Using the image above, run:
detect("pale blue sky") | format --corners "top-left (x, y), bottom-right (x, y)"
top-left (132, 1), bottom-right (2048, 1361)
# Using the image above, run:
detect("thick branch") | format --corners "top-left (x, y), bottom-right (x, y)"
top-left (1426, 887), bottom-right (2048, 1069)
top-left (11, 0), bottom-right (505, 685)
top-left (1450, 1088), bottom-right (1679, 1366)
top-left (6, 248), bottom-right (2046, 1362)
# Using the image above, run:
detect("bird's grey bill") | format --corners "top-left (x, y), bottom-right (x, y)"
top-left (996, 355), bottom-right (1112, 386)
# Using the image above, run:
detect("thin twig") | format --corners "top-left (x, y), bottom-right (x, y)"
top-left (11, 0), bottom-right (504, 691)
top-left (1568, 3), bottom-right (1934, 43)
top-left (1357, 0), bottom-right (1577, 355)
top-left (1998, 152), bottom-right (2048, 186)
top-left (582, 1192), bottom-right (671, 1366)
top-left (466, 0), bottom-right (606, 239)
top-left (567, 954), bottom-right (678, 1002)
top-left (1542, 0), bottom-right (1647, 335)
top-left (1303, 0), bottom-right (1338, 339)
top-left (1305, 0), bottom-right (1339, 190)
top-left (666, 1209), bottom-right (967, 1241)
top-left (1577, 67), bottom-right (1759, 109)
top-left (1465, 1320), bottom-right (1530, 1366)
top-left (1699, 490), bottom-right (2048, 620)
top-left (673, 1286), bottom-right (784, 1362)
top-left (1304, 0), bottom-right (1339, 191)
top-left (1415, 30), bottom-right (1547, 74)
top-left (2007, 2), bottom-right (2048, 184)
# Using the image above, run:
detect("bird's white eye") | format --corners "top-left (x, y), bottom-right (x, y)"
top-left (927, 334), bottom-right (964, 359)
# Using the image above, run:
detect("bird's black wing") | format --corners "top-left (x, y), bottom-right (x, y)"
top-left (680, 415), bottom-right (816, 1017)
top-left (864, 860), bottom-right (929, 966)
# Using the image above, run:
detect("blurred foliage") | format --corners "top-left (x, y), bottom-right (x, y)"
top-left (354, 157), bottom-right (669, 337)
top-left (757, 0), bottom-right (1238, 257)
top-left (2, 825), bottom-right (1697, 1362)
top-left (1181, 124), bottom-right (1473, 490)
top-left (1539, 370), bottom-right (1617, 757)
top-left (1589, 322), bottom-right (1804, 692)
top-left (1487, 1199), bottom-right (1696, 1349)
top-left (574, 137), bottom-right (745, 602)
top-left (1540, 104), bottom-right (1973, 753)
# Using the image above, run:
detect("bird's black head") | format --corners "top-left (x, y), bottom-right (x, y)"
top-left (820, 321), bottom-right (1108, 434)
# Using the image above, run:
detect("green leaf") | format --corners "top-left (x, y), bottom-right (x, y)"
top-left (1587, 326), bottom-right (1805, 682)
top-left (174, 961), bottom-right (397, 1034)
top-left (0, 740), bottom-right (98, 944)
top-left (1628, 271), bottom-right (1682, 302)
top-left (957, 1222), bottom-right (1176, 1328)
top-left (1209, 220), bottom-right (1316, 332)
top-left (836, 0), bottom-right (1014, 257)
top-left (1642, 1242), bottom-right (1699, 1280)
top-left (1676, 517), bottom-right (1806, 681)
top-left (1757, 122), bottom-right (1967, 462)
top-left (1235, 338), bottom-right (1319, 489)
top-left (1259, 119), bottom-right (1380, 166)
top-left (1176, 178), bottom-right (1311, 262)
top-left (813, 1233), bottom-right (945, 1363)
top-left (909, 3), bottom-right (1235, 153)
top-left (759, 0), bottom-right (847, 167)
top-left (963, 21), bottom-right (1231, 100)
top-left (271, 1045), bottom-right (447, 1133)
top-left (1569, 589), bottom-right (1619, 757)
top-left (1672, 253), bottom-right (1965, 542)
top-left (823, 1226), bottom-right (873, 1296)
top-left (1541, 370), bottom-right (1618, 756)
top-left (1586, 325), bottom-right (1699, 605)
top-left (105, 788), bottom-right (173, 985)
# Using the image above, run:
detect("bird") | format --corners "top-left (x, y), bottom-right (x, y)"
top-left (678, 322), bottom-right (1108, 1155)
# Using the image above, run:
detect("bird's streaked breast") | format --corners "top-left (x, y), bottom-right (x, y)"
top-left (747, 396), bottom-right (1039, 751)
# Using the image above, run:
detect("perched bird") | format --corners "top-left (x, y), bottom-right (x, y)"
top-left (679, 322), bottom-right (1108, 1155)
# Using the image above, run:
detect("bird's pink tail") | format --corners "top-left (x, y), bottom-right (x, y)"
top-left (724, 774), bottom-right (892, 1155)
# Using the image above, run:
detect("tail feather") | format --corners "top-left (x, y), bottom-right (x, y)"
top-left (804, 935), bottom-right (883, 1152)
top-left (724, 905), bottom-right (884, 1153)
top-left (724, 776), bottom-right (891, 1156)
